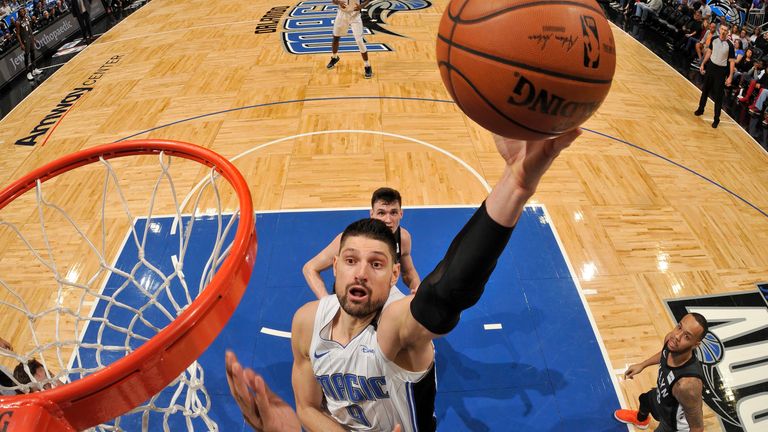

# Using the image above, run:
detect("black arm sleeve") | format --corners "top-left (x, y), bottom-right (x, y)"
top-left (410, 201), bottom-right (514, 334)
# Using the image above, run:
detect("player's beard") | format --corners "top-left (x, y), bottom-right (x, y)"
top-left (336, 281), bottom-right (386, 319)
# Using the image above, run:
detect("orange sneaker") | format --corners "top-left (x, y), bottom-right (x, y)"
top-left (614, 409), bottom-right (650, 429)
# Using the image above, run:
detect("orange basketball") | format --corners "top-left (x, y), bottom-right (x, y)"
top-left (437, 0), bottom-right (616, 140)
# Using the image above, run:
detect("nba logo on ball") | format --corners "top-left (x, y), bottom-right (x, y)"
top-left (580, 15), bottom-right (600, 69)
top-left (437, 0), bottom-right (616, 140)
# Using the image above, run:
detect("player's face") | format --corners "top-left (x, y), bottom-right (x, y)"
top-left (666, 314), bottom-right (705, 354)
top-left (333, 235), bottom-right (400, 319)
top-left (370, 201), bottom-right (403, 232)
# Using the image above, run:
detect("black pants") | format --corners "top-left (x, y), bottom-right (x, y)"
top-left (23, 38), bottom-right (35, 73)
top-left (697, 63), bottom-right (729, 121)
top-left (77, 11), bottom-right (94, 39)
top-left (639, 389), bottom-right (675, 432)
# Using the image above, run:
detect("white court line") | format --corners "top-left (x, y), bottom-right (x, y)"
top-left (170, 129), bottom-right (492, 234)
top-left (40, 62), bottom-right (67, 70)
top-left (483, 323), bottom-right (503, 330)
top-left (582, 289), bottom-right (598, 295)
top-left (260, 327), bottom-right (291, 339)
top-left (118, 203), bottom-right (485, 224)
top-left (66, 218), bottom-right (136, 374)
top-left (97, 19), bottom-right (265, 46)
top-left (540, 205), bottom-right (630, 416)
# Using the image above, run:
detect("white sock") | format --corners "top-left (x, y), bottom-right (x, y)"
top-left (364, 61), bottom-right (370, 67)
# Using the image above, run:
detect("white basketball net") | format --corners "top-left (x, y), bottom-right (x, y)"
top-left (0, 151), bottom-right (241, 431)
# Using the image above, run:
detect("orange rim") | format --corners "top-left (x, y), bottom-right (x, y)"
top-left (0, 140), bottom-right (257, 430)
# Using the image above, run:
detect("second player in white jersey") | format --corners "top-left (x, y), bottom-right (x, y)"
top-left (310, 287), bottom-right (435, 431)
top-left (336, 0), bottom-right (362, 14)
top-left (327, 0), bottom-right (374, 78)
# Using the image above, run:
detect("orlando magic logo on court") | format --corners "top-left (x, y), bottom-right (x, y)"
top-left (282, 0), bottom-right (432, 54)
top-left (666, 283), bottom-right (768, 432)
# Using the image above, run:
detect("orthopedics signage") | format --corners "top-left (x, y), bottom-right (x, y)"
top-left (0, 1), bottom-right (105, 87)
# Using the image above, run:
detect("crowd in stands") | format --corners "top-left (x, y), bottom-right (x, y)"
top-left (606, 0), bottom-right (768, 129)
top-left (1, 1), bottom-right (66, 54)
top-left (0, 0), bottom-right (127, 55)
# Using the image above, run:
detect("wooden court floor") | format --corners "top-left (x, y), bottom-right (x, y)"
top-left (1, 0), bottom-right (767, 430)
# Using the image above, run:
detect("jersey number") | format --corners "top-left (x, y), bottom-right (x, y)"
top-left (346, 404), bottom-right (371, 427)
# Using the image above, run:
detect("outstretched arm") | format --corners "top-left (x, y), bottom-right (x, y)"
top-left (623, 350), bottom-right (661, 379)
top-left (672, 377), bottom-right (704, 432)
top-left (378, 130), bottom-right (581, 363)
top-left (624, 333), bottom-right (672, 379)
top-left (302, 235), bottom-right (342, 299)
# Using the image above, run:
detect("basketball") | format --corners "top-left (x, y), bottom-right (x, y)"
top-left (437, 0), bottom-right (617, 140)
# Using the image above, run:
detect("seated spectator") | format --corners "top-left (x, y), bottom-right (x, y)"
top-left (738, 28), bottom-right (750, 49)
top-left (750, 0), bottom-right (764, 10)
top-left (678, 0), bottom-right (695, 15)
top-left (733, 39), bottom-right (746, 64)
top-left (692, 21), bottom-right (717, 67)
top-left (634, 0), bottom-right (664, 23)
top-left (739, 60), bottom-right (768, 103)
top-left (0, 0), bottom-right (11, 16)
top-left (33, 0), bottom-right (45, 18)
top-left (699, 1), bottom-right (712, 19)
top-left (756, 30), bottom-right (768, 54)
top-left (12, 359), bottom-right (59, 394)
top-left (56, 0), bottom-right (67, 15)
top-left (750, 26), bottom-right (761, 45)
top-left (729, 24), bottom-right (740, 42)
top-left (619, 0), bottom-right (635, 16)
top-left (681, 10), bottom-right (705, 52)
top-left (733, 47), bottom-right (755, 87)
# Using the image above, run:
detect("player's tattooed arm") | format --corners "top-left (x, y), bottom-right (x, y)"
top-left (673, 377), bottom-right (704, 432)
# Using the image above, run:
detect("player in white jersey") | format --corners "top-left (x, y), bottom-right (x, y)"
top-left (302, 187), bottom-right (421, 299)
top-left (326, 0), bottom-right (374, 78)
top-left (225, 128), bottom-right (582, 431)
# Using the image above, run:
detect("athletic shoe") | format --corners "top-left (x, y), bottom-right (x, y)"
top-left (694, 109), bottom-right (704, 116)
top-left (326, 56), bottom-right (340, 69)
top-left (712, 118), bottom-right (720, 128)
top-left (32, 68), bottom-right (42, 76)
top-left (26, 72), bottom-right (34, 80)
top-left (614, 409), bottom-right (650, 429)
top-left (364, 66), bottom-right (373, 79)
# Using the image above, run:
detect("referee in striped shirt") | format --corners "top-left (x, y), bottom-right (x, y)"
top-left (694, 23), bottom-right (736, 128)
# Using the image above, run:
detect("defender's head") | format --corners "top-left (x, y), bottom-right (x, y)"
top-left (370, 187), bottom-right (403, 233)
top-left (667, 313), bottom-right (709, 354)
